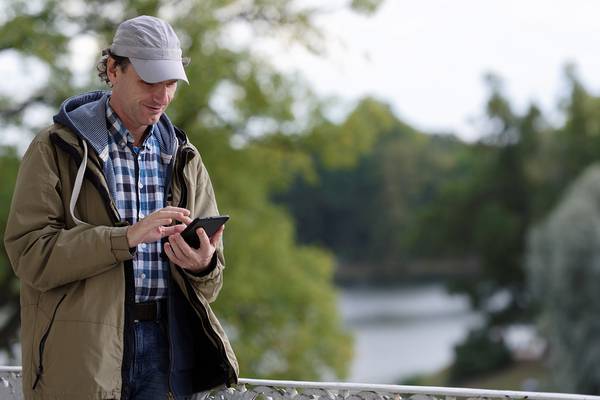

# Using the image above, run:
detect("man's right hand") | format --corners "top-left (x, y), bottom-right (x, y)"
top-left (126, 206), bottom-right (193, 247)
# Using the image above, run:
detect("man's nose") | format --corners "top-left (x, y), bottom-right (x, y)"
top-left (153, 84), bottom-right (169, 104)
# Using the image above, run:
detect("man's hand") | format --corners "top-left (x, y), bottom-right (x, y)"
top-left (126, 206), bottom-right (193, 247)
top-left (164, 225), bottom-right (224, 273)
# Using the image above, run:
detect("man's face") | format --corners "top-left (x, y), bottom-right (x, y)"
top-left (107, 58), bottom-right (178, 135)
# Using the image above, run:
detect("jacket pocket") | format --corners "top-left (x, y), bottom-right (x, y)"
top-left (32, 293), bottom-right (67, 390)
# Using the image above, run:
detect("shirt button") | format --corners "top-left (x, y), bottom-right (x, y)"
top-left (139, 212), bottom-right (144, 218)
top-left (141, 273), bottom-right (146, 279)
top-left (138, 182), bottom-right (143, 189)
top-left (140, 243), bottom-right (147, 249)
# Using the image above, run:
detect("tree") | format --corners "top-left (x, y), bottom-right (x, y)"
top-left (276, 97), bottom-right (472, 283)
top-left (0, 147), bottom-right (21, 356)
top-left (527, 164), bottom-right (600, 394)
top-left (418, 75), bottom-right (544, 319)
top-left (419, 75), bottom-right (546, 380)
top-left (0, 0), bottom-right (385, 379)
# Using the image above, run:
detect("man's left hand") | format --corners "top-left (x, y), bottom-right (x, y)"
top-left (164, 225), bottom-right (224, 273)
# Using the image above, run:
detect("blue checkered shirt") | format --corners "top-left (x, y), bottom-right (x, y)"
top-left (106, 99), bottom-right (170, 302)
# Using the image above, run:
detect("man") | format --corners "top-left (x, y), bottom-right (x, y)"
top-left (4, 15), bottom-right (238, 399)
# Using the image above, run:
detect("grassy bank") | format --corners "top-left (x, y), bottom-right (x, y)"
top-left (402, 360), bottom-right (553, 392)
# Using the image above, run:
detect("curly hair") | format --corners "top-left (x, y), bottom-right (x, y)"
top-left (97, 48), bottom-right (131, 86)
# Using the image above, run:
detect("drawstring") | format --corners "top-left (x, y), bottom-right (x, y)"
top-left (69, 139), bottom-right (88, 225)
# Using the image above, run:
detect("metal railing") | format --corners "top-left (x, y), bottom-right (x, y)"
top-left (2, 366), bottom-right (600, 400)
top-left (0, 367), bottom-right (22, 399)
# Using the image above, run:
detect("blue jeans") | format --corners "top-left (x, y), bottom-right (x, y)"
top-left (125, 320), bottom-right (172, 399)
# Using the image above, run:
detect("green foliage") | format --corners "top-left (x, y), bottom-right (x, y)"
top-left (216, 207), bottom-right (352, 378)
top-left (179, 128), bottom-right (354, 378)
top-left (277, 98), bottom-right (468, 283)
top-left (448, 327), bottom-right (513, 385)
top-left (303, 98), bottom-right (400, 170)
top-left (527, 165), bottom-right (600, 394)
top-left (0, 1), bottom-right (68, 63)
top-left (0, 147), bottom-right (21, 358)
top-left (277, 68), bottom-right (600, 385)
top-left (350, 0), bottom-right (385, 15)
top-left (8, 0), bottom-right (600, 389)
top-left (0, 0), bottom-right (389, 380)
top-left (419, 76), bottom-right (544, 326)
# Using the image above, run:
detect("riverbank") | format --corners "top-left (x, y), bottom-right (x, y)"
top-left (402, 360), bottom-right (552, 392)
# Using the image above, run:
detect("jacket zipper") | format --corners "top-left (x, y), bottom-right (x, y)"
top-left (176, 147), bottom-right (193, 209)
top-left (32, 293), bottom-right (67, 390)
top-left (120, 259), bottom-right (135, 400)
top-left (175, 146), bottom-right (236, 386)
top-left (167, 144), bottom-right (236, 393)
top-left (182, 276), bottom-right (236, 386)
top-left (166, 145), bottom-right (186, 399)
top-left (166, 276), bottom-right (176, 398)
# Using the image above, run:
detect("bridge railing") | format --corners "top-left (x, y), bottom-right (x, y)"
top-left (2, 366), bottom-right (600, 400)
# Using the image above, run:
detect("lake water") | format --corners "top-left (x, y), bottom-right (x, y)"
top-left (0, 283), bottom-right (482, 385)
top-left (338, 284), bottom-right (482, 384)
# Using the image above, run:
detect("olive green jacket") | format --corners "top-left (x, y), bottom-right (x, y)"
top-left (4, 119), bottom-right (239, 399)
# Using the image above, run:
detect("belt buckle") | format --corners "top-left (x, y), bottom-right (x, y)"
top-left (133, 300), bottom-right (164, 323)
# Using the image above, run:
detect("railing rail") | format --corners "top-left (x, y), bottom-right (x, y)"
top-left (234, 379), bottom-right (600, 400)
top-left (2, 366), bottom-right (600, 400)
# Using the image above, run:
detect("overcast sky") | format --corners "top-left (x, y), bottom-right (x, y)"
top-left (4, 0), bottom-right (600, 144)
top-left (249, 0), bottom-right (600, 141)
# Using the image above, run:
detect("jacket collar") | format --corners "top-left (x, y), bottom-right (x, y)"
top-left (53, 90), bottom-right (180, 163)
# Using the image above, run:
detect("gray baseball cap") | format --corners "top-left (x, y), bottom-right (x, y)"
top-left (110, 15), bottom-right (189, 84)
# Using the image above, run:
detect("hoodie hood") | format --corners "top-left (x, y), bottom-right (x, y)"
top-left (53, 90), bottom-right (179, 163)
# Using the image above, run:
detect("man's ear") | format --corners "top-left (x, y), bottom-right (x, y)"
top-left (107, 57), bottom-right (119, 86)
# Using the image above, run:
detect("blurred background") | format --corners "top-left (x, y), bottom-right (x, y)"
top-left (2, 0), bottom-right (600, 394)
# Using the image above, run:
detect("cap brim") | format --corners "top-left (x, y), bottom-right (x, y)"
top-left (130, 58), bottom-right (189, 84)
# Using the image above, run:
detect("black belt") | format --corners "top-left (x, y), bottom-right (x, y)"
top-left (132, 299), bottom-right (167, 322)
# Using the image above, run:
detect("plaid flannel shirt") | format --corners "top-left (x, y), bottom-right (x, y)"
top-left (106, 99), bottom-right (170, 302)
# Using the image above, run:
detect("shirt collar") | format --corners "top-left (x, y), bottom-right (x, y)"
top-left (105, 97), bottom-right (155, 151)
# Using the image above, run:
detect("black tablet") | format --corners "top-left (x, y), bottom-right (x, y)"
top-left (180, 215), bottom-right (229, 249)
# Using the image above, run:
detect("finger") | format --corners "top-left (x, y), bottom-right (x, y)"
top-left (171, 233), bottom-right (197, 258)
top-left (164, 242), bottom-right (187, 267)
top-left (146, 218), bottom-right (173, 229)
top-left (171, 213), bottom-right (193, 225)
top-left (148, 211), bottom-right (191, 227)
top-left (196, 228), bottom-right (211, 249)
top-left (209, 225), bottom-right (224, 246)
top-left (160, 224), bottom-right (186, 237)
top-left (168, 235), bottom-right (186, 260)
top-left (169, 234), bottom-right (192, 260)
top-left (163, 206), bottom-right (191, 216)
top-left (154, 210), bottom-right (190, 221)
